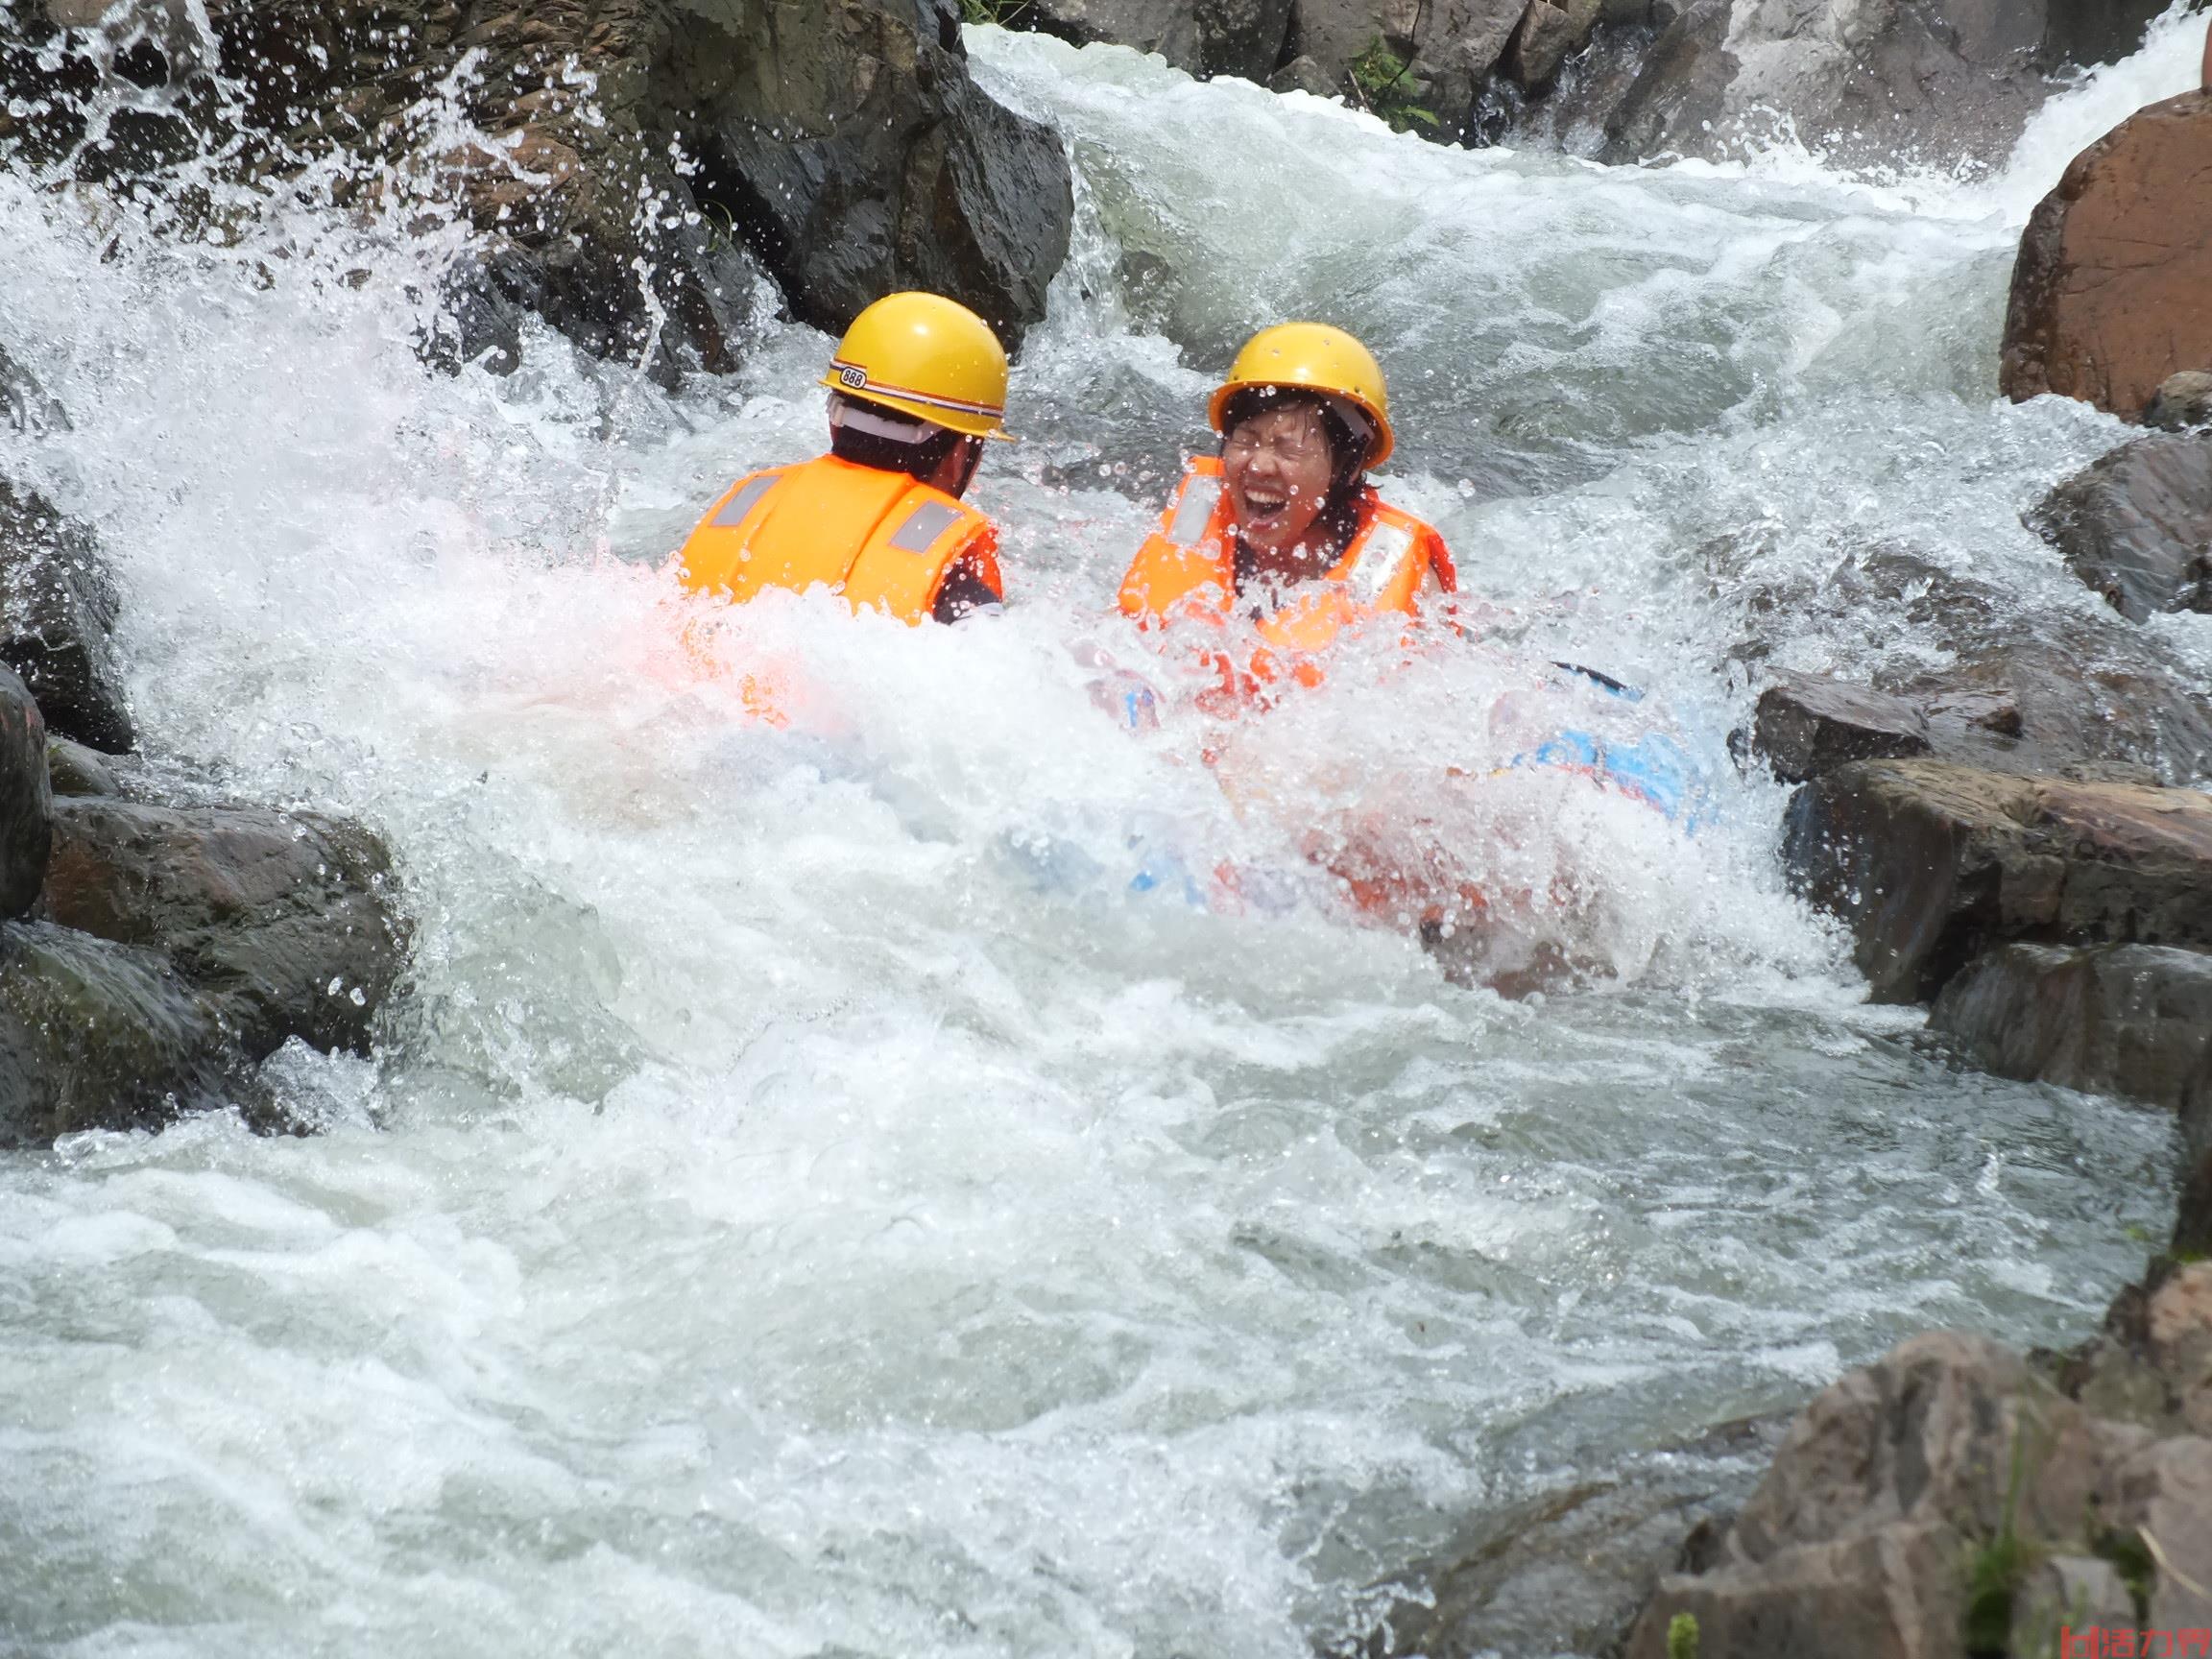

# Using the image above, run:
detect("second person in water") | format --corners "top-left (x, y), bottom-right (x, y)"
top-left (1119, 323), bottom-right (1456, 705)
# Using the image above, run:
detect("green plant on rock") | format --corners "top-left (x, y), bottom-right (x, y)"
top-left (1347, 38), bottom-right (1439, 133)
top-left (1963, 1424), bottom-right (2047, 1659)
top-left (2092, 1526), bottom-right (2156, 1625)
top-left (1666, 1610), bottom-right (1701, 1659)
top-left (957, 0), bottom-right (1032, 23)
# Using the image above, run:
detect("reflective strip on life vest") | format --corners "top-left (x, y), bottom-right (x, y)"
top-left (712, 472), bottom-right (781, 528)
top-left (1346, 519), bottom-right (1416, 603)
top-left (889, 499), bottom-right (965, 555)
top-left (1168, 473), bottom-right (1223, 545)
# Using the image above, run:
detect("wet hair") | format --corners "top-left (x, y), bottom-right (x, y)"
top-left (1218, 386), bottom-right (1371, 550)
top-left (828, 392), bottom-right (973, 486)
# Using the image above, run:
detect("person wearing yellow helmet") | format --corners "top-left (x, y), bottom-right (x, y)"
top-left (1117, 323), bottom-right (1455, 705)
top-left (678, 292), bottom-right (1013, 625)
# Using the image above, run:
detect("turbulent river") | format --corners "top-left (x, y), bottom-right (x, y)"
top-left (5, 12), bottom-right (2211, 1656)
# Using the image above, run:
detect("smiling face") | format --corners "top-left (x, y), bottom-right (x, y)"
top-left (1221, 402), bottom-right (1338, 560)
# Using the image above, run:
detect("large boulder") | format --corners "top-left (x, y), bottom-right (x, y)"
top-left (2002, 91), bottom-right (2212, 421)
top-left (1932, 942), bottom-right (2212, 1110)
top-left (43, 798), bottom-right (410, 1060)
top-left (2030, 435), bottom-right (2212, 623)
top-left (3, 0), bottom-right (1074, 376)
top-left (0, 919), bottom-right (235, 1147)
top-left (1783, 759), bottom-right (2212, 1002)
top-left (1624, 1331), bottom-right (2212, 1658)
top-left (0, 480), bottom-right (133, 754)
top-left (0, 667), bottom-right (50, 920)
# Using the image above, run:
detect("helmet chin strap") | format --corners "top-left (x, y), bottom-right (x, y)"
top-left (830, 396), bottom-right (939, 445)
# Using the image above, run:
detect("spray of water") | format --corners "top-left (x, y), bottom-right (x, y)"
top-left (0, 10), bottom-right (2201, 1654)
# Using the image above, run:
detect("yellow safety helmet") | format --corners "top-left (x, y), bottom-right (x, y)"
top-left (820, 292), bottom-right (1013, 442)
top-left (1208, 322), bottom-right (1394, 469)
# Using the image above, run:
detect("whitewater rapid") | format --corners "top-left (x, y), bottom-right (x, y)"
top-left (2, 11), bottom-right (2207, 1655)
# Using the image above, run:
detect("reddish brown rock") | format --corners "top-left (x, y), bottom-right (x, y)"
top-left (2001, 90), bottom-right (2212, 420)
top-left (1782, 760), bottom-right (2212, 1002)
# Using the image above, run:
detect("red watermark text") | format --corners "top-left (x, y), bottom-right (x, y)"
top-left (2061, 1631), bottom-right (2212, 1657)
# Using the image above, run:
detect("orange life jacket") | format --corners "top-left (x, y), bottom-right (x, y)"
top-left (677, 453), bottom-right (1001, 624)
top-left (1118, 455), bottom-right (1455, 701)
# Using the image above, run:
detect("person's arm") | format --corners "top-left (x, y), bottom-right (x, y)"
top-left (930, 528), bottom-right (1004, 623)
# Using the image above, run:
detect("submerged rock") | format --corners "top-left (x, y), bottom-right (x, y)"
top-left (1783, 759), bottom-right (2212, 1003)
top-left (2002, 90), bottom-right (2212, 420)
top-left (0, 667), bottom-right (50, 920)
top-left (43, 798), bottom-right (409, 1062)
top-left (2030, 435), bottom-right (2212, 623)
top-left (1932, 942), bottom-right (2212, 1110)
top-left (0, 919), bottom-right (233, 1147)
top-left (0, 479), bottom-right (134, 754)
top-left (1346, 1419), bottom-right (1780, 1659)
top-left (0, 342), bottom-right (68, 437)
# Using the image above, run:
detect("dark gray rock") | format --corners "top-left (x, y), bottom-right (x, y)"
top-left (0, 342), bottom-right (68, 437)
top-left (1932, 942), bottom-right (2212, 1110)
top-left (0, 667), bottom-right (50, 920)
top-left (2030, 435), bottom-right (2212, 623)
top-left (1026, 0), bottom-right (1202, 69)
top-left (1598, 0), bottom-right (1731, 161)
top-left (1721, 541), bottom-right (2212, 785)
top-left (44, 734), bottom-right (124, 799)
top-left (0, 919), bottom-right (233, 1148)
top-left (1506, 0), bottom-right (1601, 89)
top-left (7, 0), bottom-right (1074, 375)
top-left (0, 479), bottom-right (134, 753)
top-left (1198, 0), bottom-right (1297, 79)
top-left (1346, 1419), bottom-right (1781, 1659)
top-left (1782, 759), bottom-right (2212, 1003)
top-left (2148, 371), bottom-right (2212, 433)
top-left (44, 798), bottom-right (409, 1060)
top-left (1745, 671), bottom-right (1931, 783)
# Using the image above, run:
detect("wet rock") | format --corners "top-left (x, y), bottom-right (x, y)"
top-left (1025, 0), bottom-right (1203, 69)
top-left (7, 0), bottom-right (1074, 374)
top-left (1280, 0), bottom-right (1526, 136)
top-left (44, 735), bottom-right (123, 799)
top-left (0, 920), bottom-right (235, 1147)
top-left (0, 342), bottom-right (68, 437)
top-left (1347, 1418), bottom-right (1781, 1659)
top-left (2002, 91), bottom-right (2212, 420)
top-left (1601, 0), bottom-right (2056, 168)
top-left (1198, 0), bottom-right (1298, 80)
top-left (2030, 435), bottom-right (2212, 623)
top-left (1932, 943), bottom-right (2212, 1110)
top-left (1623, 1331), bottom-right (2212, 1659)
top-left (1783, 759), bottom-right (2212, 1003)
top-left (2148, 371), bottom-right (2212, 434)
top-left (0, 479), bottom-right (134, 753)
top-left (1269, 50), bottom-right (1338, 92)
top-left (1744, 671), bottom-right (1930, 783)
top-left (44, 798), bottom-right (409, 1061)
top-left (1597, 0), bottom-right (1731, 161)
top-left (1723, 541), bottom-right (2212, 784)
top-left (0, 667), bottom-right (51, 920)
top-left (1506, 0), bottom-right (1601, 90)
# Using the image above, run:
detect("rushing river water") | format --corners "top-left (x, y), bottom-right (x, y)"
top-left (4, 12), bottom-right (2210, 1656)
